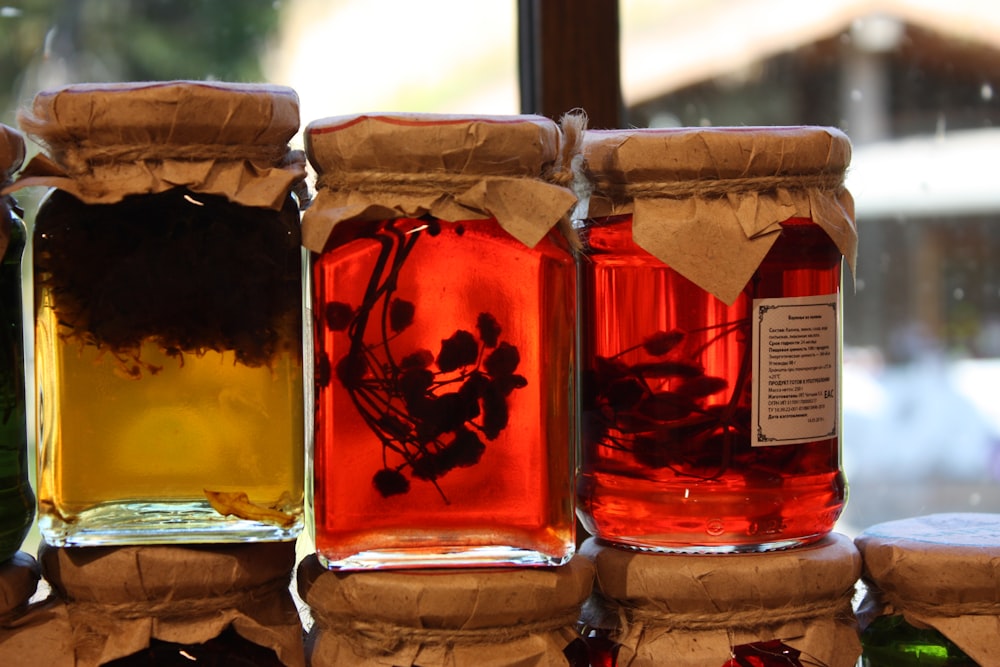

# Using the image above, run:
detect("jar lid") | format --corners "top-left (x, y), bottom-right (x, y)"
top-left (856, 513), bottom-right (1000, 607)
top-left (40, 541), bottom-right (296, 602)
top-left (856, 513), bottom-right (1000, 665)
top-left (307, 112), bottom-right (562, 178)
top-left (13, 80), bottom-right (305, 209)
top-left (298, 554), bottom-right (593, 667)
top-left (581, 535), bottom-right (861, 667)
top-left (301, 112), bottom-right (579, 252)
top-left (580, 126), bottom-right (857, 304)
top-left (0, 123), bottom-right (25, 182)
top-left (583, 533), bottom-right (859, 613)
top-left (298, 552), bottom-right (593, 627)
top-left (39, 542), bottom-right (303, 666)
top-left (583, 125), bottom-right (850, 182)
top-left (24, 80), bottom-right (299, 155)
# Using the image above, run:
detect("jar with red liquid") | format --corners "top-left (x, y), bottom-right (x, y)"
top-left (302, 113), bottom-right (580, 569)
top-left (575, 126), bottom-right (857, 552)
top-left (579, 534), bottom-right (862, 667)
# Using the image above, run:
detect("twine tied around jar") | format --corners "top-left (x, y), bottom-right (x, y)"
top-left (612, 588), bottom-right (857, 635)
top-left (14, 109), bottom-right (304, 176)
top-left (61, 575), bottom-right (292, 623)
top-left (309, 604), bottom-right (584, 659)
top-left (587, 170), bottom-right (846, 207)
top-left (870, 587), bottom-right (1000, 620)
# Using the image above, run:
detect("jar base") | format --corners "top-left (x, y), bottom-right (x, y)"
top-left (591, 535), bottom-right (824, 555)
top-left (317, 544), bottom-right (574, 571)
top-left (38, 500), bottom-right (302, 546)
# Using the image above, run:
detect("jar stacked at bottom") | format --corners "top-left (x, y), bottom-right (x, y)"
top-left (856, 513), bottom-right (1000, 666)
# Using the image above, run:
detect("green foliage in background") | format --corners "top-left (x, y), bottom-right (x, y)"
top-left (0, 0), bottom-right (284, 124)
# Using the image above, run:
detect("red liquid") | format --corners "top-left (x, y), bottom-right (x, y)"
top-left (577, 216), bottom-right (845, 552)
top-left (312, 218), bottom-right (576, 568)
top-left (723, 640), bottom-right (805, 667)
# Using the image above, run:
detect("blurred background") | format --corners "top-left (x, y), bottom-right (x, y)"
top-left (3, 0), bottom-right (1000, 548)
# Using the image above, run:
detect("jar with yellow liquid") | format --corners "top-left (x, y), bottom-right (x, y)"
top-left (12, 81), bottom-right (307, 545)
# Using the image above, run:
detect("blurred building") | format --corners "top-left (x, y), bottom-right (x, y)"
top-left (622, 0), bottom-right (1000, 361)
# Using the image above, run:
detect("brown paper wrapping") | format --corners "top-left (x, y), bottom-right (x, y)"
top-left (301, 112), bottom-right (580, 253)
top-left (8, 81), bottom-right (305, 210)
top-left (39, 542), bottom-right (304, 667)
top-left (581, 126), bottom-right (857, 304)
top-left (0, 552), bottom-right (75, 666)
top-left (580, 534), bottom-right (862, 667)
top-left (0, 597), bottom-right (76, 667)
top-left (855, 513), bottom-right (1000, 666)
top-left (0, 123), bottom-right (26, 259)
top-left (298, 554), bottom-right (594, 666)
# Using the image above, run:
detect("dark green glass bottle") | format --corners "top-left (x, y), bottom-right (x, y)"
top-left (861, 615), bottom-right (977, 667)
top-left (0, 124), bottom-right (33, 563)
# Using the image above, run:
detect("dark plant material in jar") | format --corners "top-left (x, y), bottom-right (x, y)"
top-left (34, 188), bottom-right (302, 376)
top-left (583, 317), bottom-right (749, 480)
top-left (318, 218), bottom-right (526, 502)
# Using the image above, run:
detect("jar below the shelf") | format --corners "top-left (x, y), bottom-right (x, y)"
top-left (856, 513), bottom-right (1000, 666)
top-left (38, 542), bottom-right (304, 666)
top-left (579, 534), bottom-right (862, 667)
top-left (297, 553), bottom-right (594, 666)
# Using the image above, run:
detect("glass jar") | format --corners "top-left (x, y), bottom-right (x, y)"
top-left (856, 513), bottom-right (1000, 666)
top-left (303, 112), bottom-right (580, 569)
top-left (0, 124), bottom-right (33, 563)
top-left (579, 534), bottom-right (862, 667)
top-left (297, 552), bottom-right (594, 665)
top-left (38, 542), bottom-right (304, 666)
top-left (14, 81), bottom-right (307, 545)
top-left (575, 126), bottom-right (857, 552)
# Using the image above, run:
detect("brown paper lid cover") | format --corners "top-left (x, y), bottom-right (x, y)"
top-left (583, 125), bottom-right (850, 182)
top-left (40, 542), bottom-right (296, 602)
top-left (13, 81), bottom-right (304, 209)
top-left (0, 124), bottom-right (25, 181)
top-left (583, 533), bottom-right (860, 614)
top-left (298, 552), bottom-right (594, 629)
top-left (581, 126), bottom-right (857, 304)
top-left (856, 513), bottom-right (1000, 607)
top-left (307, 112), bottom-right (560, 177)
top-left (26, 81), bottom-right (298, 148)
top-left (301, 112), bottom-right (579, 252)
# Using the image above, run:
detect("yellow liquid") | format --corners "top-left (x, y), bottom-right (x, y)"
top-left (36, 297), bottom-right (304, 544)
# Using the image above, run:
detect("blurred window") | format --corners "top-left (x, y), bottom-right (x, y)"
top-left (621, 0), bottom-right (1000, 534)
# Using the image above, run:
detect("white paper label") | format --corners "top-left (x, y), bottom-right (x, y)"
top-left (751, 293), bottom-right (839, 447)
